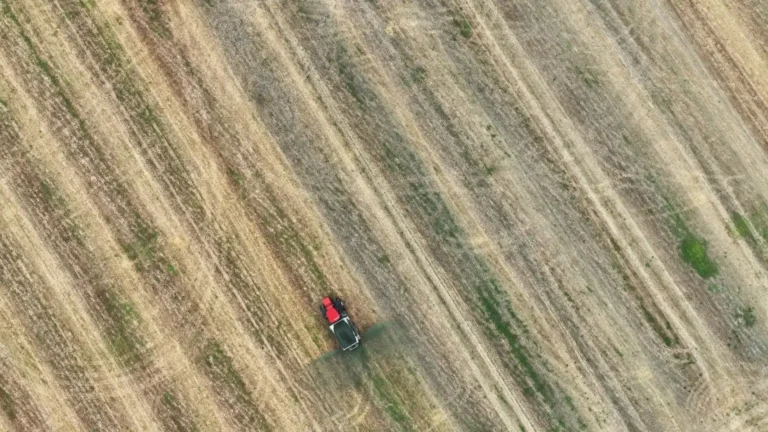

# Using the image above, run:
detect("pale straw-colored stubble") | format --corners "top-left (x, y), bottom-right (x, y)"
top-left (166, 0), bottom-right (376, 366)
top-left (468, 0), bottom-right (768, 427)
top-left (3, 0), bottom-right (768, 429)
top-left (241, 0), bottom-right (540, 429)
top-left (0, 179), bottom-right (156, 430)
top-left (0, 273), bottom-right (80, 431)
top-left (1, 5), bottom-right (241, 430)
top-left (323, 2), bottom-right (666, 430)
top-left (5, 1), bottom-right (306, 428)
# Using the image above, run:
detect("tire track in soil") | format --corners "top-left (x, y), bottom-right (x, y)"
top-left (273, 1), bottom-right (643, 430)
top-left (244, 1), bottom-right (535, 430)
top-left (71, 0), bottom-right (355, 426)
top-left (607, 0), bottom-right (768, 284)
top-left (0, 3), bottom-right (285, 429)
top-left (0, 192), bottom-right (144, 431)
top-left (0, 77), bottom-right (224, 430)
top-left (587, 0), bottom-right (768, 382)
top-left (456, 0), bottom-right (749, 424)
top-left (4, 0), bottom-right (767, 430)
top-left (322, 2), bottom-right (664, 430)
top-left (0, 316), bottom-right (51, 431)
top-left (194, 1), bottom-right (516, 430)
top-left (663, 0), bottom-right (768, 151)
top-left (123, 0), bottom-right (341, 374)
top-left (580, 0), bottom-right (768, 366)
top-left (323, 4), bottom-right (586, 430)
top-left (195, 2), bottom-right (524, 428)
top-left (584, 0), bottom-right (768, 278)
top-left (487, 0), bottom-right (767, 422)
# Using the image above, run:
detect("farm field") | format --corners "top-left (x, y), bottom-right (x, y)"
top-left (1, 0), bottom-right (768, 430)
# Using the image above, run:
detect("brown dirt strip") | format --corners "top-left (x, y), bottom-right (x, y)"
top-left (0, 202), bottom-right (142, 430)
top-left (0, 2), bottom-right (286, 429)
top-left (110, 1), bottom-right (464, 428)
top-left (0, 84), bottom-right (216, 431)
top-left (319, 3), bottom-right (668, 430)
top-left (191, 2), bottom-right (530, 430)
top-left (0, 322), bottom-right (50, 430)
top-left (2, 0), bottom-right (768, 430)
top-left (146, 1), bottom-right (520, 430)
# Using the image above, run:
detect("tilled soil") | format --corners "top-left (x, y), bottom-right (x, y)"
top-left (1, 0), bottom-right (767, 430)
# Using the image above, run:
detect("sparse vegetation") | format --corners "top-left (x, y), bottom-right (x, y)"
top-left (747, 203), bottom-right (768, 242)
top-left (1, 0), bottom-right (765, 430)
top-left (137, 0), bottom-right (171, 38)
top-left (228, 168), bottom-right (245, 188)
top-left (410, 66), bottom-right (428, 84)
top-left (454, 17), bottom-right (472, 39)
top-left (204, 342), bottom-right (244, 392)
top-left (162, 391), bottom-right (198, 432)
top-left (122, 216), bottom-right (160, 269)
top-left (736, 306), bottom-right (757, 328)
top-left (371, 375), bottom-right (412, 430)
top-left (576, 66), bottom-right (600, 88)
top-left (679, 234), bottom-right (718, 278)
top-left (0, 386), bottom-right (15, 421)
top-left (336, 45), bottom-right (367, 105)
top-left (732, 212), bottom-right (751, 239)
top-left (100, 289), bottom-right (144, 366)
top-left (665, 201), bottom-right (719, 278)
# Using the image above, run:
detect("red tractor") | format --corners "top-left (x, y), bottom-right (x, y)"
top-left (320, 296), bottom-right (361, 351)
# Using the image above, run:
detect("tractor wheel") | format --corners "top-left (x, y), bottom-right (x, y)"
top-left (333, 298), bottom-right (345, 313)
top-left (319, 305), bottom-right (326, 319)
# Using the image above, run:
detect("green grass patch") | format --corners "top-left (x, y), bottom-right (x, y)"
top-left (122, 215), bottom-right (163, 271)
top-left (228, 168), bottom-right (244, 188)
top-left (162, 391), bottom-right (199, 432)
top-left (137, 0), bottom-right (171, 38)
top-left (454, 17), bottom-right (472, 39)
top-left (0, 386), bottom-right (15, 421)
top-left (477, 286), bottom-right (551, 402)
top-left (2, 1), bottom-right (18, 24)
top-left (665, 201), bottom-right (719, 278)
top-left (410, 66), bottom-right (427, 84)
top-left (639, 302), bottom-right (677, 347)
top-left (99, 289), bottom-right (143, 366)
top-left (736, 306), bottom-right (757, 328)
top-left (749, 203), bottom-right (768, 241)
top-left (0, 98), bottom-right (6, 109)
top-left (202, 341), bottom-right (249, 397)
top-left (679, 233), bottom-right (718, 278)
top-left (732, 212), bottom-right (752, 239)
top-left (575, 66), bottom-right (600, 88)
top-left (336, 45), bottom-right (367, 105)
top-left (39, 180), bottom-right (66, 209)
top-left (707, 283), bottom-right (724, 293)
top-left (371, 375), bottom-right (412, 430)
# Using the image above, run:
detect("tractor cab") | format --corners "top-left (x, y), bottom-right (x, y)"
top-left (321, 296), bottom-right (361, 351)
